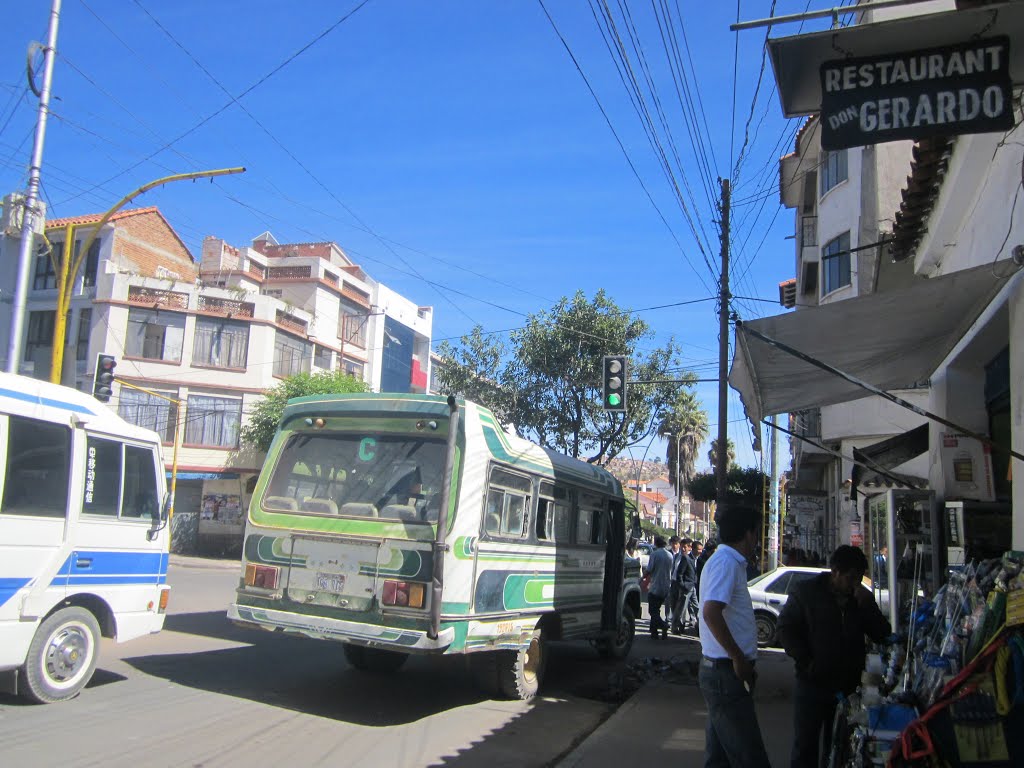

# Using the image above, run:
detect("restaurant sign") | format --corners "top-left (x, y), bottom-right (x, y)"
top-left (820, 37), bottom-right (1013, 151)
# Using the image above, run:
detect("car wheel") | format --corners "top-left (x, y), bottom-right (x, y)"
top-left (598, 605), bottom-right (635, 660)
top-left (754, 612), bottom-right (777, 647)
top-left (497, 626), bottom-right (546, 700)
top-left (21, 606), bottom-right (101, 704)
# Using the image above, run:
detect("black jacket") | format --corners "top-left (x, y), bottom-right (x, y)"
top-left (777, 573), bottom-right (891, 695)
top-left (673, 552), bottom-right (696, 592)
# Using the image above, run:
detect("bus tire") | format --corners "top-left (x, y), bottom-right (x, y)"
top-left (343, 644), bottom-right (408, 673)
top-left (497, 626), bottom-right (546, 700)
top-left (21, 606), bottom-right (101, 704)
top-left (598, 605), bottom-right (635, 660)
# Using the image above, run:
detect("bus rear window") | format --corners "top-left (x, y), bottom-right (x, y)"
top-left (263, 433), bottom-right (446, 523)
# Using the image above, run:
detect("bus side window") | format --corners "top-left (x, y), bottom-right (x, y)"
top-left (484, 467), bottom-right (531, 539)
top-left (1, 416), bottom-right (71, 518)
top-left (121, 445), bottom-right (159, 519)
top-left (84, 437), bottom-right (122, 517)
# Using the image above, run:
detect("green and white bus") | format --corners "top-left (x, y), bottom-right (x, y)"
top-left (228, 393), bottom-right (641, 699)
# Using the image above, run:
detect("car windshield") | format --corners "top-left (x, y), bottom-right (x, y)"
top-left (263, 432), bottom-right (446, 522)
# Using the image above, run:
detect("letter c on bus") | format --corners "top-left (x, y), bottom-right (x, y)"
top-left (359, 437), bottom-right (377, 461)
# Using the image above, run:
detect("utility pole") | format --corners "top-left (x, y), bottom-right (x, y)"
top-left (7, 0), bottom-right (61, 374)
top-left (769, 414), bottom-right (780, 569)
top-left (715, 178), bottom-right (730, 520)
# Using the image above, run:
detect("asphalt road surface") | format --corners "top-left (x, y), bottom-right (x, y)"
top-left (0, 556), bottom-right (636, 768)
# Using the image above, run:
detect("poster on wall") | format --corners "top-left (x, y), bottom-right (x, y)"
top-left (199, 494), bottom-right (244, 531)
top-left (940, 433), bottom-right (995, 502)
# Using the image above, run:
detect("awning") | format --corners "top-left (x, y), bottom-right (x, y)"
top-left (767, 2), bottom-right (1024, 118)
top-left (729, 263), bottom-right (1013, 429)
top-left (850, 424), bottom-right (930, 499)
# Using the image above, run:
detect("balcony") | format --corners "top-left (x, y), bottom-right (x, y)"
top-left (275, 309), bottom-right (308, 335)
top-left (801, 215), bottom-right (818, 248)
top-left (267, 265), bottom-right (311, 280)
top-left (198, 295), bottom-right (255, 318)
top-left (791, 408), bottom-right (821, 438)
top-left (127, 285), bottom-right (189, 310)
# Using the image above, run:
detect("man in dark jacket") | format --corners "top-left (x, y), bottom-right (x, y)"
top-left (777, 545), bottom-right (891, 768)
top-left (671, 538), bottom-right (697, 634)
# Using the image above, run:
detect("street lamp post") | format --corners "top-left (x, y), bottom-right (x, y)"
top-left (47, 167), bottom-right (245, 385)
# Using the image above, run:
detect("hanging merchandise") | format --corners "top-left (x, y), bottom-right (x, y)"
top-left (827, 551), bottom-right (1024, 767)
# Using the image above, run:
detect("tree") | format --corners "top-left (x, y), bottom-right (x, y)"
top-left (436, 289), bottom-right (684, 464)
top-left (688, 466), bottom-right (768, 508)
top-left (658, 390), bottom-right (710, 492)
top-left (240, 370), bottom-right (369, 452)
top-left (707, 438), bottom-right (736, 474)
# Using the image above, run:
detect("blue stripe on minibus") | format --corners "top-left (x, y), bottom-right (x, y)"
top-left (0, 386), bottom-right (94, 415)
top-left (54, 551), bottom-right (168, 579)
top-left (0, 577), bottom-right (32, 608)
top-left (65, 574), bottom-right (168, 586)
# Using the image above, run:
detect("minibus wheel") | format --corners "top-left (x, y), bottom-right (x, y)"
top-left (497, 626), bottom-right (546, 700)
top-left (598, 605), bottom-right (635, 660)
top-left (343, 644), bottom-right (408, 673)
top-left (21, 606), bottom-right (101, 704)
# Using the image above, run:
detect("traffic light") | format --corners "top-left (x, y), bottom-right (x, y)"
top-left (602, 355), bottom-right (627, 412)
top-left (93, 353), bottom-right (117, 402)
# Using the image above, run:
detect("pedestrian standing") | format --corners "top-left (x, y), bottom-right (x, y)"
top-left (686, 541), bottom-right (702, 630)
top-left (645, 536), bottom-right (672, 639)
top-left (668, 536), bottom-right (683, 630)
top-left (698, 506), bottom-right (771, 768)
top-left (672, 538), bottom-right (696, 634)
top-left (696, 540), bottom-right (716, 598)
top-left (777, 545), bottom-right (891, 768)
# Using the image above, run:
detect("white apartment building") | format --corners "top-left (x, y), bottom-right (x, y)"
top-left (0, 205), bottom-right (432, 554)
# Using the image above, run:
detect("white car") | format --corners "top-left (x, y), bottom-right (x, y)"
top-left (635, 542), bottom-right (653, 571)
top-left (748, 566), bottom-right (892, 647)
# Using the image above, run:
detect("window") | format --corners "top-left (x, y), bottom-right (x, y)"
top-left (184, 395), bottom-right (241, 448)
top-left (82, 240), bottom-right (100, 288)
top-left (81, 437), bottom-right (159, 519)
top-left (820, 149), bottom-right (848, 196)
top-left (314, 344), bottom-right (333, 370)
top-left (339, 298), bottom-right (368, 348)
top-left (273, 331), bottom-right (311, 377)
top-left (787, 572), bottom-right (819, 593)
top-left (536, 482), bottom-right (571, 542)
top-left (484, 467), bottom-right (531, 538)
top-left (766, 573), bottom-right (793, 595)
top-left (126, 308), bottom-right (185, 363)
top-left (821, 232), bottom-right (851, 295)
top-left (576, 492), bottom-right (607, 545)
top-left (25, 310), bottom-right (55, 361)
top-left (1, 416), bottom-right (71, 518)
top-left (76, 309), bottom-right (92, 362)
top-left (33, 252), bottom-right (57, 290)
top-left (118, 388), bottom-right (177, 443)
top-left (193, 317), bottom-right (249, 369)
top-left (342, 359), bottom-right (364, 380)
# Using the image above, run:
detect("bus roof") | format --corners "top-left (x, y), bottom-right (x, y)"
top-left (0, 372), bottom-right (161, 444)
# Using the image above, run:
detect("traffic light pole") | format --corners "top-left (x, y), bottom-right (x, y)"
top-left (715, 178), bottom-right (731, 520)
top-left (117, 380), bottom-right (185, 523)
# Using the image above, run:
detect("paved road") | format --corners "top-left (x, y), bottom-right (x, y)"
top-left (0, 557), bottom-right (632, 768)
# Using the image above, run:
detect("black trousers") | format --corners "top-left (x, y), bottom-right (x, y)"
top-left (648, 592), bottom-right (668, 635)
top-left (791, 679), bottom-right (839, 768)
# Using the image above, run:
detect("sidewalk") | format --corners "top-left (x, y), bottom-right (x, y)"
top-left (559, 631), bottom-right (795, 767)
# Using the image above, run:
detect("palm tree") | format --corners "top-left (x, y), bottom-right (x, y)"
top-left (658, 391), bottom-right (710, 492)
top-left (707, 438), bottom-right (736, 474)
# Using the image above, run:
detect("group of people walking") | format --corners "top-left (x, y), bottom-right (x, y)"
top-left (638, 506), bottom-right (891, 768)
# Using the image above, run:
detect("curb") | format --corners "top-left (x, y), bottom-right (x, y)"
top-left (556, 679), bottom-right (653, 767)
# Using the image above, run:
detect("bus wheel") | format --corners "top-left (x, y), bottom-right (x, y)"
top-left (343, 644), bottom-right (408, 673)
top-left (598, 605), bottom-right (635, 660)
top-left (21, 607), bottom-right (101, 704)
top-left (498, 626), bottom-right (546, 700)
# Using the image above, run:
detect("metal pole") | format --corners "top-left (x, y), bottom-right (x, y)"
top-left (676, 435), bottom-right (682, 535)
top-left (730, 0), bottom-right (938, 31)
top-left (716, 178), bottom-right (731, 517)
top-left (769, 414), bottom-right (780, 569)
top-left (7, 0), bottom-right (61, 374)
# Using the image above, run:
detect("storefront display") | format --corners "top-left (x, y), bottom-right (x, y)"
top-left (830, 551), bottom-right (1024, 767)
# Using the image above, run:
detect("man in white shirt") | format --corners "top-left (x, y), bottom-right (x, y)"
top-left (698, 506), bottom-right (771, 768)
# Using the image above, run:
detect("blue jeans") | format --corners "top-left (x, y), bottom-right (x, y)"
top-left (698, 659), bottom-right (771, 768)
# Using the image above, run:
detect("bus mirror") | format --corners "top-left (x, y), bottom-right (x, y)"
top-left (630, 513), bottom-right (642, 540)
top-left (161, 492), bottom-right (173, 522)
top-left (148, 493), bottom-right (171, 542)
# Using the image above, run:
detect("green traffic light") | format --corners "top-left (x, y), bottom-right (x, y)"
top-left (607, 393), bottom-right (621, 407)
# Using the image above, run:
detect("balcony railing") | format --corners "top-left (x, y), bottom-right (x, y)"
top-left (801, 215), bottom-right (818, 248)
top-left (246, 262), bottom-right (266, 280)
top-left (198, 295), bottom-right (255, 318)
top-left (276, 310), bottom-right (307, 335)
top-left (127, 286), bottom-right (189, 310)
top-left (791, 407), bottom-right (821, 438)
top-left (267, 266), bottom-right (311, 280)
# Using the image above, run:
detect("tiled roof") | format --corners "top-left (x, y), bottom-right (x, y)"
top-left (46, 206), bottom-right (160, 229)
top-left (779, 278), bottom-right (797, 308)
top-left (890, 136), bottom-right (954, 262)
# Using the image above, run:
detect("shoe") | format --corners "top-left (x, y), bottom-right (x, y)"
top-left (662, 628), bottom-right (668, 639)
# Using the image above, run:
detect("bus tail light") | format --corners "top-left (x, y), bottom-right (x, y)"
top-left (245, 563), bottom-right (280, 589)
top-left (158, 588), bottom-right (170, 613)
top-left (381, 580), bottom-right (426, 609)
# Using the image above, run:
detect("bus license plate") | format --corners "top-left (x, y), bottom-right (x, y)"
top-left (315, 572), bottom-right (346, 592)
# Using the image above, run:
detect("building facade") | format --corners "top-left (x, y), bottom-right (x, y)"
top-left (0, 205), bottom-right (433, 553)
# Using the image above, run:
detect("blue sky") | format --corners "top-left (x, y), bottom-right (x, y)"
top-left (0, 1), bottom-right (859, 473)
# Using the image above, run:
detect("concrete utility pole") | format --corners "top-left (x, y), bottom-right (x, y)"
top-left (715, 178), bottom-right (731, 518)
top-left (7, 0), bottom-right (61, 374)
top-left (769, 414), bottom-right (780, 569)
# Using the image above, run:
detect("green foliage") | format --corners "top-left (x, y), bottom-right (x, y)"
top-left (436, 289), bottom-right (688, 464)
top-left (240, 370), bottom-right (369, 452)
top-left (658, 390), bottom-right (710, 489)
top-left (707, 438), bottom-right (737, 473)
top-left (640, 518), bottom-right (674, 541)
top-left (687, 466), bottom-right (768, 507)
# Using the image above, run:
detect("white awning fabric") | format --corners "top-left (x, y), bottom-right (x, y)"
top-left (730, 263), bottom-right (1014, 430)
